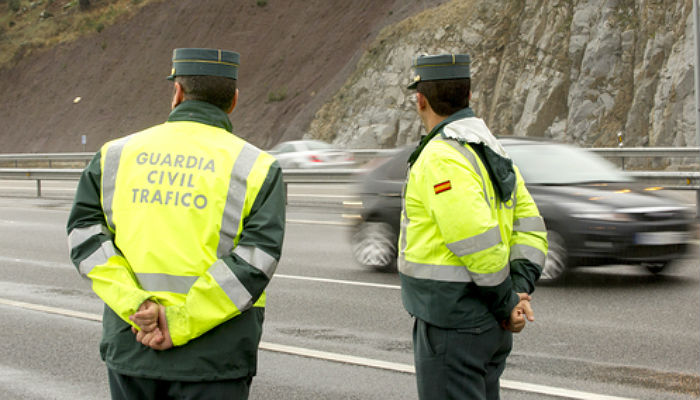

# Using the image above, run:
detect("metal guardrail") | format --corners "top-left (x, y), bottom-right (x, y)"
top-left (0, 153), bottom-right (92, 167)
top-left (0, 167), bottom-right (697, 197)
top-left (0, 148), bottom-right (698, 196)
top-left (0, 147), bottom-right (697, 164)
top-left (0, 167), bottom-right (363, 197)
top-left (0, 168), bottom-right (84, 197)
top-left (588, 147), bottom-right (700, 157)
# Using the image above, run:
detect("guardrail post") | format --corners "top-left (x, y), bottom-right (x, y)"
top-left (36, 179), bottom-right (42, 197)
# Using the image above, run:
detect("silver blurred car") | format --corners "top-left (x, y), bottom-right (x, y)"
top-left (269, 140), bottom-right (355, 169)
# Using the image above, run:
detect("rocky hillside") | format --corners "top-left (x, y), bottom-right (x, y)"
top-left (0, 0), bottom-right (447, 153)
top-left (0, 0), bottom-right (696, 156)
top-left (308, 0), bottom-right (697, 155)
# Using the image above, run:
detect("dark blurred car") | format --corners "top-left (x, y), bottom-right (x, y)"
top-left (346, 138), bottom-right (695, 280)
top-left (269, 140), bottom-right (354, 169)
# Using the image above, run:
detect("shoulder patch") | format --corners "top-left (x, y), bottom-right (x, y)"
top-left (434, 180), bottom-right (452, 194)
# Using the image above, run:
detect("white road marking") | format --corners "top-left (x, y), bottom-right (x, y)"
top-left (259, 341), bottom-right (414, 373)
top-left (0, 297), bottom-right (639, 400)
top-left (287, 194), bottom-right (356, 199)
top-left (287, 219), bottom-right (353, 226)
top-left (0, 298), bottom-right (101, 322)
top-left (275, 274), bottom-right (400, 290)
top-left (0, 255), bottom-right (71, 269)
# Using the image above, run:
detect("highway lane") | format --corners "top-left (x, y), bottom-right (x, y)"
top-left (0, 186), bottom-right (698, 399)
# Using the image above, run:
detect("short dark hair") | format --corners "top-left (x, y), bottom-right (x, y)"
top-left (175, 75), bottom-right (237, 111)
top-left (416, 78), bottom-right (471, 116)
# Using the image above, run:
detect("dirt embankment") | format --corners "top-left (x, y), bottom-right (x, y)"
top-left (0, 0), bottom-right (446, 153)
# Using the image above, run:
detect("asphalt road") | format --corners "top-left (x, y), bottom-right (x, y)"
top-left (0, 181), bottom-right (698, 400)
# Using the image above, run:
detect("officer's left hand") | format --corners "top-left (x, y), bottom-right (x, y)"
top-left (129, 299), bottom-right (160, 333)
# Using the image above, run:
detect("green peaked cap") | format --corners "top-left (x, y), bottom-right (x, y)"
top-left (407, 53), bottom-right (470, 89)
top-left (167, 48), bottom-right (240, 80)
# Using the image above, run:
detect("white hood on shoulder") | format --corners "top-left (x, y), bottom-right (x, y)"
top-left (442, 118), bottom-right (510, 159)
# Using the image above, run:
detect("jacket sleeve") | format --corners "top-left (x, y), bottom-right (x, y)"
top-left (66, 152), bottom-right (152, 326)
top-left (509, 166), bottom-right (547, 294)
top-left (165, 161), bottom-right (286, 346)
top-left (417, 145), bottom-right (519, 322)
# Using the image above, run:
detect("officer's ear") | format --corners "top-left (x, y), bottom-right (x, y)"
top-left (171, 82), bottom-right (185, 110)
top-left (226, 89), bottom-right (239, 114)
top-left (416, 92), bottom-right (428, 112)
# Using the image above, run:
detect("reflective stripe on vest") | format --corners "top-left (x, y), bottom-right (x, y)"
top-left (436, 138), bottom-right (491, 208)
top-left (102, 135), bottom-right (134, 231)
top-left (233, 245), bottom-right (278, 279)
top-left (209, 259), bottom-right (253, 311)
top-left (78, 240), bottom-right (118, 277)
top-left (399, 257), bottom-right (510, 286)
top-left (217, 143), bottom-right (260, 258)
top-left (514, 216), bottom-right (546, 232)
top-left (68, 224), bottom-right (111, 251)
top-left (509, 243), bottom-right (546, 265)
top-left (445, 225), bottom-right (501, 257)
top-left (398, 163), bottom-right (410, 269)
top-left (136, 273), bottom-right (198, 294)
top-left (400, 260), bottom-right (472, 282)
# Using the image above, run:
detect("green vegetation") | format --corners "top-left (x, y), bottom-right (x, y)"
top-left (256, 0), bottom-right (267, 7)
top-left (8, 0), bottom-right (21, 12)
top-left (267, 86), bottom-right (287, 102)
top-left (0, 0), bottom-right (160, 68)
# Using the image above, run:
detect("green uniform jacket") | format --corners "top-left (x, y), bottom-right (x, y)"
top-left (66, 100), bottom-right (286, 381)
top-left (399, 108), bottom-right (547, 329)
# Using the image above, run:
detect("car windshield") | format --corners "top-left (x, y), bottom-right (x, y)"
top-left (504, 142), bottom-right (632, 185)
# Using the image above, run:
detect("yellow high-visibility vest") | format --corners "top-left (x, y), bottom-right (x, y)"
top-left (70, 120), bottom-right (277, 346)
top-left (400, 136), bottom-right (547, 282)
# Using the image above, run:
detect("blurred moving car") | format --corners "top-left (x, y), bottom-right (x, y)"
top-left (346, 138), bottom-right (696, 281)
top-left (269, 140), bottom-right (354, 169)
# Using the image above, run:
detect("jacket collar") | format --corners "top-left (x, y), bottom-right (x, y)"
top-left (441, 117), bottom-right (509, 159)
top-left (167, 100), bottom-right (233, 133)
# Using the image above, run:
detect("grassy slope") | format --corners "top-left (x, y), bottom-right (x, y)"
top-left (0, 0), bottom-right (159, 68)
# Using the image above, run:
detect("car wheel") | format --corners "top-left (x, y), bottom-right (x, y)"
top-left (351, 221), bottom-right (397, 271)
top-left (540, 230), bottom-right (568, 282)
top-left (642, 262), bottom-right (667, 274)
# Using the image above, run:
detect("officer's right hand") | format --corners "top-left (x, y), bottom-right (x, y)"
top-left (517, 293), bottom-right (535, 323)
top-left (503, 294), bottom-right (535, 333)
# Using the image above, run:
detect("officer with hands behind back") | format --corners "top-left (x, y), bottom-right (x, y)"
top-left (67, 48), bottom-right (285, 399)
top-left (398, 53), bottom-right (548, 400)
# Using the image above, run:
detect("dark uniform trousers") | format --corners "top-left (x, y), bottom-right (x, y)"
top-left (413, 318), bottom-right (512, 400)
top-left (108, 369), bottom-right (253, 400)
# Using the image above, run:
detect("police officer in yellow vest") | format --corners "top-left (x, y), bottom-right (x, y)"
top-left (66, 48), bottom-right (285, 399)
top-left (399, 54), bottom-right (548, 400)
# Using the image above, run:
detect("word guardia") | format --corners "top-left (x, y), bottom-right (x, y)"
top-left (130, 152), bottom-right (216, 209)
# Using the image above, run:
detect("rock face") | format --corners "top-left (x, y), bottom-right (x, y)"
top-left (308, 0), bottom-right (697, 152)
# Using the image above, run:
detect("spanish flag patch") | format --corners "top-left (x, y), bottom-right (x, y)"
top-left (433, 180), bottom-right (452, 194)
